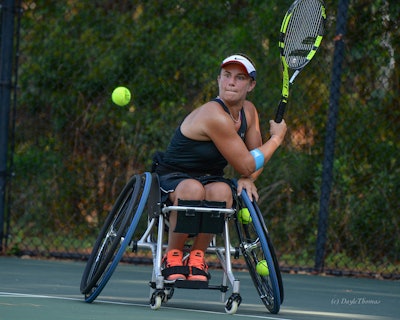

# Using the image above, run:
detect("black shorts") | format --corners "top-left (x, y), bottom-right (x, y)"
top-left (159, 172), bottom-right (235, 204)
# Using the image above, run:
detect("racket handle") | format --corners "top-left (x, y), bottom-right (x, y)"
top-left (275, 99), bottom-right (287, 123)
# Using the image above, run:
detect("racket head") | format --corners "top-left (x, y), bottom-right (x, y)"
top-left (279, 0), bottom-right (326, 71)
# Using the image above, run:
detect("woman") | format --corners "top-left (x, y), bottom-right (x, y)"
top-left (154, 53), bottom-right (287, 282)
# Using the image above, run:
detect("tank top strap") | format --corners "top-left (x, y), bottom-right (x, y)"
top-left (212, 97), bottom-right (247, 141)
top-left (212, 97), bottom-right (230, 114)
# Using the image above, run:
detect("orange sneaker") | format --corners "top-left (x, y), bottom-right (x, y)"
top-left (187, 250), bottom-right (210, 281)
top-left (161, 249), bottom-right (186, 281)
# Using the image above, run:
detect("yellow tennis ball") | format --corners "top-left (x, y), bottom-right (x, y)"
top-left (238, 208), bottom-right (252, 224)
top-left (112, 86), bottom-right (131, 106)
top-left (256, 260), bottom-right (269, 276)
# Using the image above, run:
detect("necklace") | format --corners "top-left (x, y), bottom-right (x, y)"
top-left (216, 96), bottom-right (241, 123)
top-left (229, 111), bottom-right (241, 123)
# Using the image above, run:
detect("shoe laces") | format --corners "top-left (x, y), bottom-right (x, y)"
top-left (188, 250), bottom-right (207, 270)
top-left (163, 249), bottom-right (183, 268)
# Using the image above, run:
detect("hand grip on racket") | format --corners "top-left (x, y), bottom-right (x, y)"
top-left (275, 0), bottom-right (326, 123)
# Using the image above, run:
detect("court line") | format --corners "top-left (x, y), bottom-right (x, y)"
top-left (283, 309), bottom-right (392, 320)
top-left (1, 291), bottom-right (388, 320)
top-left (0, 291), bottom-right (293, 320)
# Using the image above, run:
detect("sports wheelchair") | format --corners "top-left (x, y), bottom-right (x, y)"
top-left (80, 172), bottom-right (284, 314)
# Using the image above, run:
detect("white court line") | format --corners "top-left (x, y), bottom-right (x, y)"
top-left (283, 309), bottom-right (392, 320)
top-left (0, 291), bottom-right (389, 320)
top-left (0, 292), bottom-right (79, 300)
top-left (0, 291), bottom-right (292, 320)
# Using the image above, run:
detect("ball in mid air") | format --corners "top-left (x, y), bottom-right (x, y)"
top-left (256, 260), bottom-right (270, 276)
top-left (112, 86), bottom-right (131, 106)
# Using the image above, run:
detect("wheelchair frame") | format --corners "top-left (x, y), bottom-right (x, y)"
top-left (80, 172), bottom-right (283, 314)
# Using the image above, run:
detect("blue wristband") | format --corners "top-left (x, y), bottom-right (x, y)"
top-left (250, 148), bottom-right (264, 171)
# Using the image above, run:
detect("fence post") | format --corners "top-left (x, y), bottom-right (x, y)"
top-left (0, 0), bottom-right (16, 252)
top-left (314, 0), bottom-right (350, 273)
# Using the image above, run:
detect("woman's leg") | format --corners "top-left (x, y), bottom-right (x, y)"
top-left (190, 181), bottom-right (233, 251)
top-left (166, 179), bottom-right (205, 252)
top-left (187, 181), bottom-right (233, 281)
top-left (162, 179), bottom-right (206, 281)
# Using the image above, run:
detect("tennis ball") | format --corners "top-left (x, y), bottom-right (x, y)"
top-left (256, 260), bottom-right (270, 276)
top-left (238, 208), bottom-right (252, 224)
top-left (112, 86), bottom-right (131, 106)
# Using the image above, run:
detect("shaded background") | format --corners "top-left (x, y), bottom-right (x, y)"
top-left (1, 0), bottom-right (399, 279)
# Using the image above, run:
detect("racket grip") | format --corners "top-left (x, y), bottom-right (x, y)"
top-left (275, 99), bottom-right (287, 123)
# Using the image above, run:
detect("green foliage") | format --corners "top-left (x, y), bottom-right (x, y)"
top-left (7, 0), bottom-right (400, 276)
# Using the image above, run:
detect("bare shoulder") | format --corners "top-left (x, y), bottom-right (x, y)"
top-left (201, 100), bottom-right (226, 115)
top-left (186, 100), bottom-right (228, 124)
top-left (243, 100), bottom-right (259, 125)
top-left (181, 101), bottom-right (230, 140)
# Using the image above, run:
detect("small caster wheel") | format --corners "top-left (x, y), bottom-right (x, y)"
top-left (150, 295), bottom-right (162, 310)
top-left (150, 291), bottom-right (165, 310)
top-left (225, 300), bottom-right (238, 314)
top-left (225, 293), bottom-right (242, 314)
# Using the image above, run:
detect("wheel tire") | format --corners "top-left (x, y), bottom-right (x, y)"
top-left (80, 173), bottom-right (152, 302)
top-left (237, 193), bottom-right (282, 314)
top-left (225, 300), bottom-right (239, 314)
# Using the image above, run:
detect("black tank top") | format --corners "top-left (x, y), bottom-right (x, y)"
top-left (159, 98), bottom-right (247, 176)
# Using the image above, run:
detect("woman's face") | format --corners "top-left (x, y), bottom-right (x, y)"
top-left (217, 64), bottom-right (256, 103)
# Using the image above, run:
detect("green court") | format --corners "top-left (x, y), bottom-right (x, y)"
top-left (0, 256), bottom-right (398, 320)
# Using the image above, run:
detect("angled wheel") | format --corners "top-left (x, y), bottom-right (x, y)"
top-left (225, 300), bottom-right (239, 314)
top-left (225, 293), bottom-right (241, 314)
top-left (150, 290), bottom-right (165, 310)
top-left (257, 200), bottom-right (284, 304)
top-left (80, 172), bottom-right (152, 302)
top-left (249, 200), bottom-right (284, 303)
top-left (236, 191), bottom-right (283, 314)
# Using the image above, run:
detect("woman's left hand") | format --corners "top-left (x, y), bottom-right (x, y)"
top-left (237, 177), bottom-right (259, 202)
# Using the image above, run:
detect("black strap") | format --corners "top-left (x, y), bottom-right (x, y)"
top-left (188, 266), bottom-right (211, 280)
top-left (212, 97), bottom-right (247, 141)
top-left (161, 266), bottom-right (189, 277)
top-left (212, 97), bottom-right (230, 114)
top-left (161, 265), bottom-right (211, 280)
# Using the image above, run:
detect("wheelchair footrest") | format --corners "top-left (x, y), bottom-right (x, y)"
top-left (174, 280), bottom-right (209, 289)
top-left (174, 280), bottom-right (229, 292)
top-left (149, 280), bottom-right (229, 292)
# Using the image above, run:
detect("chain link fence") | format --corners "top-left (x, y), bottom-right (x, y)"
top-left (1, 0), bottom-right (399, 279)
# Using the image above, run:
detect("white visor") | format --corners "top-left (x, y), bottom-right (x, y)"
top-left (221, 55), bottom-right (256, 80)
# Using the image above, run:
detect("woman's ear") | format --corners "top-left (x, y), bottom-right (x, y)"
top-left (247, 80), bottom-right (256, 93)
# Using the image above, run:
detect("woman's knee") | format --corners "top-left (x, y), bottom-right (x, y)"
top-left (205, 182), bottom-right (233, 206)
top-left (170, 179), bottom-right (205, 204)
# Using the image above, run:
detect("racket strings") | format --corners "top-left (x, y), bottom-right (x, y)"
top-left (283, 0), bottom-right (325, 69)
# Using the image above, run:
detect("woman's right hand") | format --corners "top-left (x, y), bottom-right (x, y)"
top-left (269, 119), bottom-right (287, 145)
top-left (237, 177), bottom-right (259, 202)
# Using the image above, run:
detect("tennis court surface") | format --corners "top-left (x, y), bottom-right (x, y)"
top-left (0, 256), bottom-right (398, 320)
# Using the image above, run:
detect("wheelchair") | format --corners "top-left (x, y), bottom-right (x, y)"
top-left (80, 172), bottom-right (284, 314)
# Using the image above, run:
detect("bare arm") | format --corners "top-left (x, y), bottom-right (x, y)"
top-left (182, 101), bottom-right (286, 178)
top-left (207, 102), bottom-right (286, 177)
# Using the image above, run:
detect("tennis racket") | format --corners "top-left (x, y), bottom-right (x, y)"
top-left (275, 0), bottom-right (326, 123)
